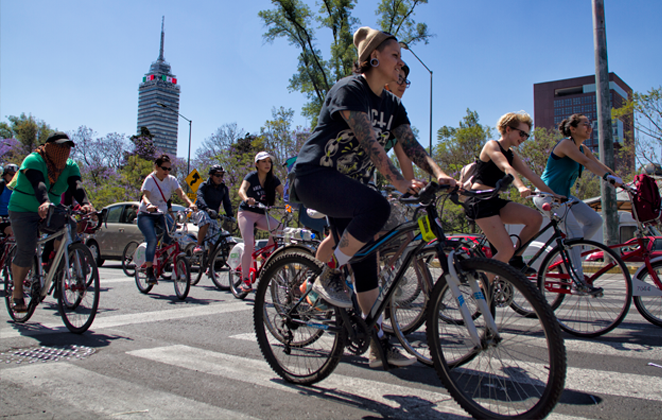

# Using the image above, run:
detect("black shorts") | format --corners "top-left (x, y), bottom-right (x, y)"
top-left (465, 196), bottom-right (510, 221)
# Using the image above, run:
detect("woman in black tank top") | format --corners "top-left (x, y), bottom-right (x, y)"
top-left (466, 112), bottom-right (560, 274)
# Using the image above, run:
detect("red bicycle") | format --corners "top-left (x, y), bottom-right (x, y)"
top-left (135, 211), bottom-right (191, 300)
top-left (592, 182), bottom-right (662, 327)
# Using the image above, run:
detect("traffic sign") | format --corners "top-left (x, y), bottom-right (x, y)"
top-left (185, 169), bottom-right (203, 193)
top-left (187, 192), bottom-right (197, 201)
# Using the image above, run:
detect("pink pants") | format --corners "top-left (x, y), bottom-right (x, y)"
top-left (237, 210), bottom-right (281, 280)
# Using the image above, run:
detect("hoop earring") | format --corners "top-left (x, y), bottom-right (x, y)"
top-left (370, 58), bottom-right (379, 67)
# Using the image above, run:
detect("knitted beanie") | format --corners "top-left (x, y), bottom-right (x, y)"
top-left (353, 26), bottom-right (396, 65)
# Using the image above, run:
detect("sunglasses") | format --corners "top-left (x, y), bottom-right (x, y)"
top-left (212, 173), bottom-right (225, 177)
top-left (511, 127), bottom-right (530, 140)
top-left (580, 121), bottom-right (592, 127)
top-left (160, 166), bottom-right (172, 171)
top-left (397, 76), bottom-right (411, 88)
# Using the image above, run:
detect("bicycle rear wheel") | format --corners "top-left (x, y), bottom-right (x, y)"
top-left (427, 258), bottom-right (566, 419)
top-left (189, 246), bottom-right (204, 286)
top-left (230, 268), bottom-right (249, 299)
top-left (254, 252), bottom-right (346, 385)
top-left (135, 266), bottom-right (153, 294)
top-left (209, 246), bottom-right (231, 291)
top-left (58, 243), bottom-right (100, 334)
top-left (632, 259), bottom-right (662, 328)
top-left (121, 241), bottom-right (139, 277)
top-left (173, 256), bottom-right (191, 300)
top-left (539, 239), bottom-right (632, 337)
top-left (386, 246), bottom-right (436, 366)
top-left (3, 251), bottom-right (38, 323)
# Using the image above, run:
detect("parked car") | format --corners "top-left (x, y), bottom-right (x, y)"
top-left (586, 236), bottom-right (662, 262)
top-left (446, 233), bottom-right (493, 258)
top-left (85, 201), bottom-right (198, 266)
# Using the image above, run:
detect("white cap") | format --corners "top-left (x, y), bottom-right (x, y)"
top-left (255, 151), bottom-right (273, 163)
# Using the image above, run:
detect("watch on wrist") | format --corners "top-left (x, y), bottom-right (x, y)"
top-left (603, 172), bottom-right (610, 180)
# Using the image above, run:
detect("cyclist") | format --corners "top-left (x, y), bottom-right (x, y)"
top-left (463, 112), bottom-right (561, 274)
top-left (315, 63), bottom-right (415, 267)
top-left (236, 151), bottom-right (284, 293)
top-left (293, 27), bottom-right (454, 367)
top-left (533, 113), bottom-right (622, 292)
top-left (0, 163), bottom-right (18, 236)
top-left (7, 132), bottom-right (95, 312)
top-left (192, 164), bottom-right (234, 254)
top-left (138, 154), bottom-right (197, 285)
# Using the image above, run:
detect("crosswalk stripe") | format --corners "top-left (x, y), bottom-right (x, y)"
top-left (2, 362), bottom-right (259, 419)
top-left (129, 344), bottom-right (658, 417)
top-left (0, 301), bottom-right (251, 339)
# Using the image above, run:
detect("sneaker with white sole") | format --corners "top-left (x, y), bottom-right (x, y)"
top-left (312, 266), bottom-right (352, 309)
top-left (368, 337), bottom-right (416, 368)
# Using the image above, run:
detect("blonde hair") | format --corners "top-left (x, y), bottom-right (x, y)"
top-left (496, 111), bottom-right (533, 135)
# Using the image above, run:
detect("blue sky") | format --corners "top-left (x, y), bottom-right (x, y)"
top-left (2, 0), bottom-right (660, 162)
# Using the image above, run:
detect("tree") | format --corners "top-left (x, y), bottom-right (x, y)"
top-left (612, 86), bottom-right (662, 167)
top-left (259, 0), bottom-right (431, 125)
top-left (195, 123), bottom-right (247, 172)
top-left (3, 113), bottom-right (52, 155)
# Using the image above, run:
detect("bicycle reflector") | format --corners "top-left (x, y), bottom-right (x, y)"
top-left (542, 202), bottom-right (551, 212)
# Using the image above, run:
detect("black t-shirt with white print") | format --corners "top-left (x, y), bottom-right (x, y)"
top-left (294, 75), bottom-right (410, 184)
top-left (238, 171), bottom-right (281, 215)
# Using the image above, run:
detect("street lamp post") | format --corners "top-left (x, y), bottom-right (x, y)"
top-left (157, 102), bottom-right (192, 175)
top-left (399, 42), bottom-right (433, 178)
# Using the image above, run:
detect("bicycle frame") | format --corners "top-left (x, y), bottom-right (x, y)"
top-left (152, 240), bottom-right (183, 278)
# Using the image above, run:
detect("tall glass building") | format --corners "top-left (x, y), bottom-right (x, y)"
top-left (137, 18), bottom-right (180, 157)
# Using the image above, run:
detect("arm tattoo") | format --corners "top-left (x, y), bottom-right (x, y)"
top-left (342, 111), bottom-right (405, 183)
top-left (393, 125), bottom-right (434, 174)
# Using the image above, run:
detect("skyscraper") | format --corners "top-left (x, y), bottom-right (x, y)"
top-left (533, 73), bottom-right (634, 170)
top-left (137, 17), bottom-right (180, 157)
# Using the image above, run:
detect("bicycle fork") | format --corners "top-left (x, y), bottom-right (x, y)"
top-left (444, 250), bottom-right (500, 349)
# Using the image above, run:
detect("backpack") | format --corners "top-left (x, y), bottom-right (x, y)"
top-left (459, 160), bottom-right (479, 190)
top-left (632, 174), bottom-right (661, 223)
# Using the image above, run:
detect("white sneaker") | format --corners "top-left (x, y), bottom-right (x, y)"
top-left (312, 266), bottom-right (352, 309)
top-left (368, 337), bottom-right (416, 368)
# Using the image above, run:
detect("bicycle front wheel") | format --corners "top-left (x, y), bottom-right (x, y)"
top-left (57, 243), bottom-right (100, 334)
top-left (121, 241), bottom-right (139, 277)
top-left (3, 251), bottom-right (38, 323)
top-left (632, 259), bottom-right (662, 328)
top-left (539, 239), bottom-right (632, 337)
top-left (254, 252), bottom-right (346, 385)
top-left (427, 258), bottom-right (566, 420)
top-left (173, 256), bottom-right (191, 300)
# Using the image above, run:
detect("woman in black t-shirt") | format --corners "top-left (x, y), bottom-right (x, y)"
top-left (293, 26), bottom-right (455, 368)
top-left (465, 112), bottom-right (559, 273)
top-left (236, 151), bottom-right (283, 292)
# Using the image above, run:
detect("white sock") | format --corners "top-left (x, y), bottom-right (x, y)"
top-left (365, 312), bottom-right (384, 338)
top-left (333, 248), bottom-right (352, 267)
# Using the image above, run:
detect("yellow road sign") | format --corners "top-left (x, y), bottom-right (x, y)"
top-left (185, 169), bottom-right (203, 193)
top-left (187, 192), bottom-right (197, 201)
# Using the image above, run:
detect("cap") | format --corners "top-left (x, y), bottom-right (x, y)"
top-left (46, 131), bottom-right (75, 146)
top-left (255, 151), bottom-right (273, 163)
top-left (353, 27), bottom-right (396, 66)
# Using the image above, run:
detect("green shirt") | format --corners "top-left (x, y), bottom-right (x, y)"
top-left (8, 153), bottom-right (81, 213)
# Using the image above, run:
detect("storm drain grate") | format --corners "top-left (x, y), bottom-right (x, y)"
top-left (1, 345), bottom-right (96, 365)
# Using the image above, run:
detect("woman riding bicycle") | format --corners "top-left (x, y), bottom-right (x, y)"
top-left (138, 154), bottom-right (197, 285)
top-left (314, 62), bottom-right (415, 265)
top-left (533, 113), bottom-right (622, 292)
top-left (464, 112), bottom-right (561, 274)
top-left (236, 151), bottom-right (284, 293)
top-left (293, 27), bottom-right (454, 367)
top-left (7, 132), bottom-right (95, 312)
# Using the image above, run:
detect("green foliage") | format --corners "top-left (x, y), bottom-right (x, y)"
top-left (259, 0), bottom-right (431, 125)
top-left (612, 86), bottom-right (662, 168)
top-left (3, 113), bottom-right (53, 155)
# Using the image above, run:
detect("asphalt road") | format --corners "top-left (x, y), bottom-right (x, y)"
top-left (1, 262), bottom-right (661, 419)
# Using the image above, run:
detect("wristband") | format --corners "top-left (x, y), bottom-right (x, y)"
top-left (602, 172), bottom-right (610, 181)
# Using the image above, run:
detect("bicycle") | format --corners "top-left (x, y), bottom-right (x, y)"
top-left (253, 177), bottom-right (566, 420)
top-left (603, 183), bottom-right (662, 327)
top-left (229, 204), bottom-right (315, 299)
top-left (508, 192), bottom-right (633, 337)
top-left (134, 211), bottom-right (191, 300)
top-left (187, 212), bottom-right (238, 289)
top-left (3, 205), bottom-right (102, 333)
